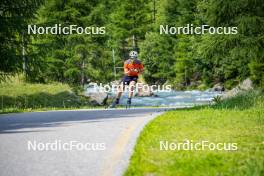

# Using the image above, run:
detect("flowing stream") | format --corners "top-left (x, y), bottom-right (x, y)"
top-left (119, 90), bottom-right (222, 107)
top-left (85, 84), bottom-right (222, 107)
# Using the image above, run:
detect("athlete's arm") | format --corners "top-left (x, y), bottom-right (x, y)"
top-left (138, 63), bottom-right (144, 74)
top-left (124, 62), bottom-right (132, 75)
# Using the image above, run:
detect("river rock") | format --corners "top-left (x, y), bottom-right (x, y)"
top-left (136, 90), bottom-right (154, 97)
top-left (85, 92), bottom-right (108, 105)
top-left (221, 78), bottom-right (253, 99)
top-left (238, 78), bottom-right (253, 90)
top-left (85, 83), bottom-right (108, 105)
top-left (135, 84), bottom-right (155, 97)
top-left (212, 83), bottom-right (225, 91)
top-left (221, 87), bottom-right (240, 99)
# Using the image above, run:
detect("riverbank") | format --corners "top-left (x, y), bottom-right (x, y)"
top-left (125, 90), bottom-right (264, 176)
top-left (0, 77), bottom-right (92, 113)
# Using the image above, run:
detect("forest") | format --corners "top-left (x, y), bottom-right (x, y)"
top-left (1, 0), bottom-right (263, 89)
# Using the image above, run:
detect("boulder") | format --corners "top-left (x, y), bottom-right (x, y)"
top-left (221, 87), bottom-right (240, 99)
top-left (136, 90), bottom-right (154, 97)
top-left (212, 83), bottom-right (225, 91)
top-left (85, 91), bottom-right (108, 105)
top-left (221, 78), bottom-right (253, 99)
top-left (238, 78), bottom-right (253, 90)
top-left (85, 83), bottom-right (108, 105)
top-left (135, 84), bottom-right (155, 97)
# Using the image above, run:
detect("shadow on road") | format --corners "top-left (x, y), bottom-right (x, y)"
top-left (0, 108), bottom-right (166, 134)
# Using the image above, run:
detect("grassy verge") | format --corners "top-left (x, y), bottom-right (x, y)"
top-left (125, 90), bottom-right (264, 176)
top-left (0, 77), bottom-right (92, 113)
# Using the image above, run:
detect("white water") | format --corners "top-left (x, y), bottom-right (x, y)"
top-left (86, 87), bottom-right (221, 107)
top-left (85, 84), bottom-right (222, 107)
top-left (118, 90), bottom-right (221, 107)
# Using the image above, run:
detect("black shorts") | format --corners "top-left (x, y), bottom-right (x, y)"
top-left (122, 76), bottom-right (138, 85)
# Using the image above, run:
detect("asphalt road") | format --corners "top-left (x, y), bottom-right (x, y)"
top-left (0, 108), bottom-right (170, 176)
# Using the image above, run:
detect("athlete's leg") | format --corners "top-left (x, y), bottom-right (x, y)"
top-left (127, 80), bottom-right (136, 106)
top-left (109, 81), bottom-right (126, 108)
top-left (115, 83), bottom-right (124, 103)
top-left (128, 81), bottom-right (136, 99)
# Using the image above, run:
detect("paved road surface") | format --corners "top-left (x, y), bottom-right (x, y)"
top-left (0, 108), bottom-right (170, 176)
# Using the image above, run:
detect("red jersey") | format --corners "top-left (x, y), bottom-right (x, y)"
top-left (124, 59), bottom-right (144, 76)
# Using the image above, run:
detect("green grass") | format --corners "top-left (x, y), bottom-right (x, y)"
top-left (0, 76), bottom-right (91, 113)
top-left (125, 90), bottom-right (264, 176)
